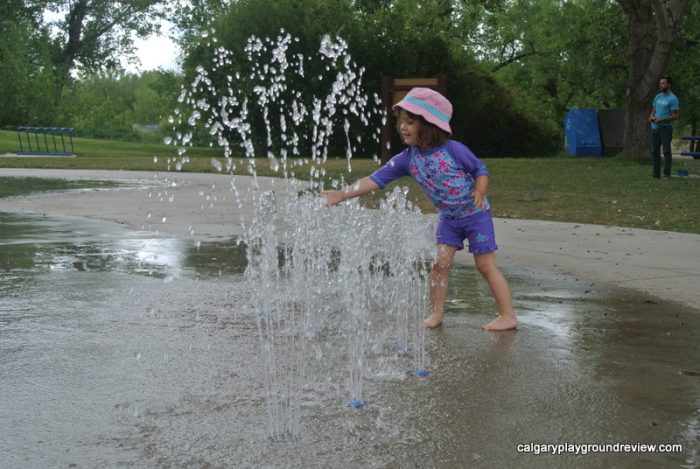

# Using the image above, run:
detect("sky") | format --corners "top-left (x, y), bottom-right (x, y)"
top-left (122, 21), bottom-right (182, 73)
top-left (43, 9), bottom-right (182, 74)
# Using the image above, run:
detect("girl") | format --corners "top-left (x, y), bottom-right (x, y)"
top-left (322, 87), bottom-right (517, 331)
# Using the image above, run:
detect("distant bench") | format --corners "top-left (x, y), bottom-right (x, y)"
top-left (17, 127), bottom-right (74, 156)
top-left (680, 136), bottom-right (700, 159)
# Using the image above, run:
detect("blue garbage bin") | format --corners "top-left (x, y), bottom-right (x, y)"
top-left (564, 108), bottom-right (602, 156)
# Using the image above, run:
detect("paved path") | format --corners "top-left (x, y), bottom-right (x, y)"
top-left (1, 168), bottom-right (698, 309)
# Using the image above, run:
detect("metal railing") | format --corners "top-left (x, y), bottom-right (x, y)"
top-left (17, 127), bottom-right (75, 155)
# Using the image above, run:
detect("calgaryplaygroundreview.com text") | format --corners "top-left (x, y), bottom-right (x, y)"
top-left (517, 442), bottom-right (684, 456)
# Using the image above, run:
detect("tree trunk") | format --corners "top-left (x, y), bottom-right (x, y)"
top-left (621, 1), bottom-right (654, 160)
top-left (625, 95), bottom-right (654, 159)
top-left (54, 0), bottom-right (89, 107)
top-left (618, 0), bottom-right (690, 160)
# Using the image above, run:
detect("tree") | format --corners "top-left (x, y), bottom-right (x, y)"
top-left (168, 0), bottom-right (230, 45)
top-left (43, 0), bottom-right (167, 101)
top-left (354, 0), bottom-right (561, 156)
top-left (174, 0), bottom-right (559, 157)
top-left (0, 2), bottom-right (56, 126)
top-left (57, 70), bottom-right (180, 140)
top-left (617, 0), bottom-right (690, 159)
top-left (456, 0), bottom-right (628, 133)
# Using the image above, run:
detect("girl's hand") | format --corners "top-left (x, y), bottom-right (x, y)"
top-left (471, 189), bottom-right (486, 209)
top-left (320, 190), bottom-right (345, 206)
top-left (320, 177), bottom-right (379, 206)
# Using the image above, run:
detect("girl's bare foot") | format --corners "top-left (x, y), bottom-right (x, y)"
top-left (422, 313), bottom-right (444, 329)
top-left (481, 315), bottom-right (518, 331)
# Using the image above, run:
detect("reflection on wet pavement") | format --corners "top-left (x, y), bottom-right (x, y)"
top-left (0, 212), bottom-right (247, 279)
top-left (0, 212), bottom-right (698, 468)
top-left (0, 177), bottom-right (121, 199)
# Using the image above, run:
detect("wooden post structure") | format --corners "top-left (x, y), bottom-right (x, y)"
top-left (380, 74), bottom-right (447, 163)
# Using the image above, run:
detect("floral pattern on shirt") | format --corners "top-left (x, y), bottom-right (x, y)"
top-left (408, 146), bottom-right (489, 219)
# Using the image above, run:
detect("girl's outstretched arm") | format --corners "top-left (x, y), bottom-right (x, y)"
top-left (321, 177), bottom-right (380, 206)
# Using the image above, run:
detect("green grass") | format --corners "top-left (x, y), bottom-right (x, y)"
top-left (486, 157), bottom-right (700, 233)
top-left (2, 130), bottom-right (699, 234)
top-left (2, 129), bottom-right (221, 162)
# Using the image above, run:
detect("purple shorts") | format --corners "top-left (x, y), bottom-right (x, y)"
top-left (436, 210), bottom-right (498, 254)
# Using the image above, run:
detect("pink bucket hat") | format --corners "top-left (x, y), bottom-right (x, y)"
top-left (393, 87), bottom-right (452, 135)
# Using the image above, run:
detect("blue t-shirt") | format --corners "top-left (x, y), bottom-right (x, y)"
top-left (369, 140), bottom-right (489, 220)
top-left (652, 92), bottom-right (679, 129)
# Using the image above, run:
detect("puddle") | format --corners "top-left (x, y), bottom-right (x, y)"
top-left (0, 212), bottom-right (698, 468)
top-left (0, 176), bottom-right (122, 198)
top-left (0, 212), bottom-right (246, 279)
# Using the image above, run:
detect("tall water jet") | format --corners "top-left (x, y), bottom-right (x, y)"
top-left (164, 30), bottom-right (435, 441)
top-left (166, 30), bottom-right (384, 180)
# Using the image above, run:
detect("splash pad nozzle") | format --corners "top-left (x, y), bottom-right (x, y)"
top-left (348, 399), bottom-right (367, 408)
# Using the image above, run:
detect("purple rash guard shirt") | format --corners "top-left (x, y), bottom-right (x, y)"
top-left (369, 140), bottom-right (490, 220)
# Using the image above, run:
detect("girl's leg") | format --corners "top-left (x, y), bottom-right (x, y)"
top-left (424, 244), bottom-right (458, 328)
top-left (474, 251), bottom-right (518, 331)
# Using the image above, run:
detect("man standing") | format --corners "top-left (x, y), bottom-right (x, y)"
top-left (649, 76), bottom-right (680, 178)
